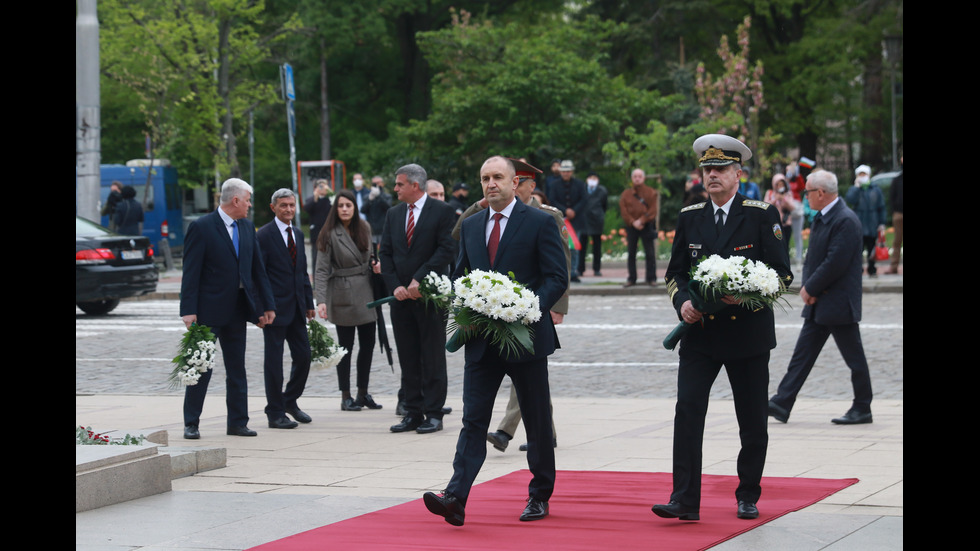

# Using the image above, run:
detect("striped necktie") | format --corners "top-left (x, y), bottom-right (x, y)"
top-left (406, 203), bottom-right (415, 247)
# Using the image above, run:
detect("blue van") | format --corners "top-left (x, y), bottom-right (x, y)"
top-left (100, 160), bottom-right (184, 249)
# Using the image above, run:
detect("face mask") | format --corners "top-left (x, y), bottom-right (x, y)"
top-left (587, 178), bottom-right (598, 187)
top-left (856, 175), bottom-right (870, 186)
top-left (353, 179), bottom-right (364, 189)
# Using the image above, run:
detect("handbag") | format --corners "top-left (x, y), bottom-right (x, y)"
top-left (874, 228), bottom-right (889, 261)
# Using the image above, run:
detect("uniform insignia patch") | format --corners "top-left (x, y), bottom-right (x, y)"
top-left (681, 202), bottom-right (706, 213)
top-left (744, 200), bottom-right (770, 210)
top-left (772, 224), bottom-right (783, 240)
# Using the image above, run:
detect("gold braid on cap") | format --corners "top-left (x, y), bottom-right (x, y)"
top-left (699, 147), bottom-right (740, 164)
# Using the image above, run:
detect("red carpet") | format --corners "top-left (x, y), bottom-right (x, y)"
top-left (250, 470), bottom-right (857, 551)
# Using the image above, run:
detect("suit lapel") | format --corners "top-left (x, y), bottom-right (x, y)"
top-left (493, 201), bottom-right (526, 266)
top-left (211, 210), bottom-right (238, 259)
top-left (333, 225), bottom-right (360, 262)
top-left (466, 209), bottom-right (492, 269)
top-left (716, 196), bottom-right (745, 250)
top-left (409, 200), bottom-right (435, 251)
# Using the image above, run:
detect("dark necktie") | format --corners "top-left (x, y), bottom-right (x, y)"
top-left (406, 203), bottom-right (415, 247)
top-left (286, 226), bottom-right (296, 266)
top-left (232, 220), bottom-right (240, 257)
top-left (488, 212), bottom-right (503, 266)
top-left (715, 208), bottom-right (725, 236)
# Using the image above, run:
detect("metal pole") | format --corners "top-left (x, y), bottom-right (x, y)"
top-left (76, 0), bottom-right (101, 221)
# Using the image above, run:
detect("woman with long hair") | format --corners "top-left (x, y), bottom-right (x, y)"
top-left (314, 189), bottom-right (382, 411)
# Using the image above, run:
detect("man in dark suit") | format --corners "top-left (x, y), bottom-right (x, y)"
top-left (257, 189), bottom-right (316, 430)
top-left (180, 178), bottom-right (276, 439)
top-left (549, 159), bottom-right (587, 282)
top-left (379, 163), bottom-right (458, 434)
top-left (423, 156), bottom-right (567, 526)
top-left (769, 169), bottom-right (873, 425)
top-left (652, 135), bottom-right (793, 522)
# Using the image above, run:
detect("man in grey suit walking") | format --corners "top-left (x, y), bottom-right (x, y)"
top-left (768, 169), bottom-right (873, 425)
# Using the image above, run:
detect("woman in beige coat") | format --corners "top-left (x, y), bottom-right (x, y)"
top-left (315, 190), bottom-right (381, 411)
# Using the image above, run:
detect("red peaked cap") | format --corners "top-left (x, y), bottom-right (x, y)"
top-left (509, 158), bottom-right (543, 178)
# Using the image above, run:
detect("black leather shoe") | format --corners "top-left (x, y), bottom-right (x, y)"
top-left (652, 501), bottom-right (700, 521)
top-left (487, 431), bottom-right (512, 452)
top-left (520, 498), bottom-right (549, 521)
top-left (768, 400), bottom-right (789, 423)
top-left (519, 438), bottom-right (557, 452)
top-left (286, 406), bottom-right (312, 423)
top-left (832, 409), bottom-right (873, 425)
top-left (737, 500), bottom-right (759, 519)
top-left (416, 418), bottom-right (443, 434)
top-left (341, 397), bottom-right (362, 411)
top-left (184, 425), bottom-right (200, 440)
top-left (423, 491), bottom-right (465, 526)
top-left (226, 426), bottom-right (257, 437)
top-left (355, 394), bottom-right (383, 410)
top-left (268, 416), bottom-right (298, 429)
top-left (395, 401), bottom-right (407, 416)
top-left (441, 406), bottom-right (453, 415)
top-left (390, 416), bottom-right (423, 433)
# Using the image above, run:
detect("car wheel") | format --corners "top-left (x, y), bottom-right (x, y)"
top-left (77, 298), bottom-right (121, 315)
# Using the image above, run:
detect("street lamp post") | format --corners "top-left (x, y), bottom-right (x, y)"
top-left (884, 35), bottom-right (902, 171)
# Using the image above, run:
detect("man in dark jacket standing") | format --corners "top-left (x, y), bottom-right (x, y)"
top-left (549, 160), bottom-right (586, 282)
top-left (578, 172), bottom-right (608, 276)
top-left (258, 189), bottom-right (316, 430)
top-left (769, 169), bottom-right (873, 425)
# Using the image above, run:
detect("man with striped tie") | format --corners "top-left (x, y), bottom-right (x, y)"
top-left (379, 163), bottom-right (458, 434)
top-left (257, 189), bottom-right (316, 430)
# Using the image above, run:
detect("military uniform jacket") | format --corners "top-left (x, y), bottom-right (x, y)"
top-left (664, 194), bottom-right (793, 360)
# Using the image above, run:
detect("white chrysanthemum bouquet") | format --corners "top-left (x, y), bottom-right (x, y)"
top-left (690, 254), bottom-right (787, 310)
top-left (169, 324), bottom-right (217, 387)
top-left (308, 319), bottom-right (348, 371)
top-left (446, 269), bottom-right (541, 359)
top-left (663, 254), bottom-right (789, 350)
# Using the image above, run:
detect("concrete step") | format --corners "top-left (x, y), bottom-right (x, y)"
top-left (75, 428), bottom-right (226, 512)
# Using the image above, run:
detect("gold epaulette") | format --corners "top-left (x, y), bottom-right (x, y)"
top-left (680, 202), bottom-right (706, 213)
top-left (743, 199), bottom-right (770, 210)
top-left (540, 204), bottom-right (561, 214)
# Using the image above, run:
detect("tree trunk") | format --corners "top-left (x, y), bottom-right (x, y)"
top-left (218, 18), bottom-right (240, 179)
top-left (320, 39), bottom-right (331, 160)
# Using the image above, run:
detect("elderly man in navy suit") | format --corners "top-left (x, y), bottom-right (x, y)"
top-left (423, 156), bottom-right (568, 526)
top-left (257, 189), bottom-right (316, 430)
top-left (769, 169), bottom-right (874, 425)
top-left (380, 163), bottom-right (458, 435)
top-left (180, 178), bottom-right (276, 439)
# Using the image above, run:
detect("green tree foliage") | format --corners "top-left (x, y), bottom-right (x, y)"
top-left (398, 10), bottom-right (666, 186)
top-left (99, 0), bottom-right (300, 189)
top-left (728, 0), bottom-right (903, 171)
top-left (693, 16), bottom-right (781, 176)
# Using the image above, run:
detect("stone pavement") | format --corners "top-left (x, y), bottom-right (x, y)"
top-left (76, 259), bottom-right (903, 550)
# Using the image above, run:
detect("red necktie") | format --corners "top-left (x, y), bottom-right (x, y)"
top-left (488, 212), bottom-right (503, 265)
top-left (286, 226), bottom-right (296, 266)
top-left (406, 203), bottom-right (415, 247)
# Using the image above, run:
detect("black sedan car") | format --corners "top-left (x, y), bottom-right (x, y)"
top-left (76, 216), bottom-right (159, 314)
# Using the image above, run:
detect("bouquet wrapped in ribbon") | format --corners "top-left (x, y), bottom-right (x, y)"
top-left (663, 254), bottom-right (789, 350)
top-left (308, 319), bottom-right (348, 371)
top-left (445, 269), bottom-right (542, 359)
top-left (169, 323), bottom-right (217, 388)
